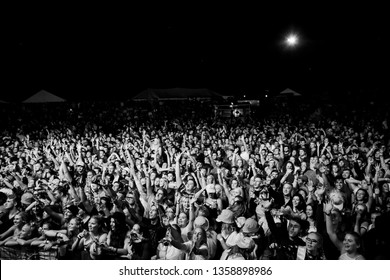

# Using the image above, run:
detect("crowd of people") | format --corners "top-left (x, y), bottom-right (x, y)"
top-left (1, 98), bottom-right (390, 260)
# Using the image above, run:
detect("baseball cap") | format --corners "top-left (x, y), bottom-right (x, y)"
top-left (21, 192), bottom-right (34, 206)
top-left (242, 218), bottom-right (259, 234)
top-left (216, 209), bottom-right (234, 224)
top-left (193, 216), bottom-right (210, 231)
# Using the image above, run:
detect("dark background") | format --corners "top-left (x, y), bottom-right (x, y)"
top-left (1, 4), bottom-right (388, 102)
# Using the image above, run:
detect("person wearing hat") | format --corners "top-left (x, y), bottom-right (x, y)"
top-left (193, 215), bottom-right (217, 259)
top-left (215, 209), bottom-right (240, 258)
top-left (221, 234), bottom-right (256, 260)
top-left (240, 217), bottom-right (266, 259)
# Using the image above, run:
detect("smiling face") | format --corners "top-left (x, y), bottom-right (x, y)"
top-left (177, 212), bottom-right (188, 228)
top-left (88, 217), bottom-right (100, 234)
top-left (343, 234), bottom-right (360, 254)
top-left (306, 205), bottom-right (313, 218)
top-left (306, 233), bottom-right (321, 253)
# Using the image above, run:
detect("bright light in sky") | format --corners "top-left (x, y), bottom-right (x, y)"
top-left (286, 34), bottom-right (298, 46)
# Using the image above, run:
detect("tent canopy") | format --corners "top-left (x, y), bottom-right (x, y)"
top-left (278, 88), bottom-right (302, 97)
top-left (22, 90), bottom-right (66, 103)
top-left (133, 88), bottom-right (223, 101)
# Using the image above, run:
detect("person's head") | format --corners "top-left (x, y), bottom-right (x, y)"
top-left (288, 218), bottom-right (303, 239)
top-left (67, 217), bottom-right (81, 233)
top-left (88, 215), bottom-right (104, 234)
top-left (355, 202), bottom-right (368, 216)
top-left (241, 218), bottom-right (259, 237)
top-left (343, 232), bottom-right (362, 254)
top-left (177, 212), bottom-right (189, 228)
top-left (305, 204), bottom-right (315, 219)
top-left (14, 212), bottom-right (28, 228)
top-left (334, 176), bottom-right (344, 190)
top-left (292, 193), bottom-right (306, 211)
top-left (305, 232), bottom-right (323, 255)
top-left (110, 212), bottom-right (126, 232)
top-left (165, 206), bottom-right (175, 220)
top-left (253, 175), bottom-right (262, 190)
top-left (19, 224), bottom-right (33, 240)
top-left (342, 168), bottom-right (351, 179)
top-left (370, 212), bottom-right (381, 228)
top-left (355, 188), bottom-right (369, 203)
top-left (180, 196), bottom-right (191, 214)
top-left (155, 187), bottom-right (167, 203)
top-left (149, 204), bottom-right (159, 220)
top-left (191, 227), bottom-right (207, 245)
top-left (282, 183), bottom-right (293, 196)
top-left (185, 179), bottom-right (196, 193)
top-left (330, 208), bottom-right (343, 226)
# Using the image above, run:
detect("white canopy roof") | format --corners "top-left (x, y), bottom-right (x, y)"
top-left (22, 90), bottom-right (66, 103)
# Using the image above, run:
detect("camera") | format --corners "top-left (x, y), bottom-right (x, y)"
top-left (130, 233), bottom-right (138, 239)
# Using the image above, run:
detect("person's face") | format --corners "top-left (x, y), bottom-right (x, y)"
top-left (108, 165), bottom-right (114, 173)
top-left (154, 177), bottom-right (160, 186)
top-left (301, 161), bottom-right (307, 170)
top-left (185, 180), bottom-right (195, 193)
top-left (192, 228), bottom-right (204, 243)
top-left (292, 196), bottom-right (300, 208)
top-left (231, 188), bottom-right (241, 198)
top-left (88, 218), bottom-right (99, 233)
top-left (356, 190), bottom-right (365, 202)
top-left (342, 170), bottom-right (350, 179)
top-left (19, 224), bottom-right (32, 239)
top-left (355, 204), bottom-right (366, 214)
top-left (330, 210), bottom-right (341, 225)
top-left (4, 198), bottom-right (15, 210)
top-left (87, 171), bottom-right (93, 180)
top-left (178, 213), bottom-right (188, 227)
top-left (149, 206), bottom-right (158, 220)
top-left (371, 213), bottom-right (380, 226)
top-left (253, 177), bottom-right (262, 190)
top-left (14, 214), bottom-right (23, 227)
top-left (288, 220), bottom-right (301, 238)
top-left (167, 173), bottom-right (173, 182)
top-left (68, 218), bottom-right (79, 232)
top-left (110, 218), bottom-right (117, 231)
top-left (155, 189), bottom-right (164, 202)
top-left (343, 234), bottom-right (359, 253)
top-left (64, 209), bottom-right (73, 220)
top-left (283, 184), bottom-right (292, 196)
top-left (206, 175), bottom-right (214, 184)
top-left (335, 179), bottom-right (343, 190)
top-left (306, 205), bottom-right (313, 218)
top-left (132, 224), bottom-right (141, 234)
top-left (165, 208), bottom-right (175, 220)
top-left (306, 233), bottom-right (320, 252)
top-left (382, 183), bottom-right (389, 193)
top-left (113, 181), bottom-right (122, 191)
top-left (126, 193), bottom-right (135, 205)
top-left (231, 179), bottom-right (238, 189)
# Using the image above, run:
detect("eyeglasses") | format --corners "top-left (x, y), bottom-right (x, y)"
top-left (306, 238), bottom-right (318, 244)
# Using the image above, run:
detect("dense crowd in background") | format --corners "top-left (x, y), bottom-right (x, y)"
top-left (1, 97), bottom-right (390, 260)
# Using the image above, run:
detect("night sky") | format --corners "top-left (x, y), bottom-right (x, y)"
top-left (1, 4), bottom-right (388, 102)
